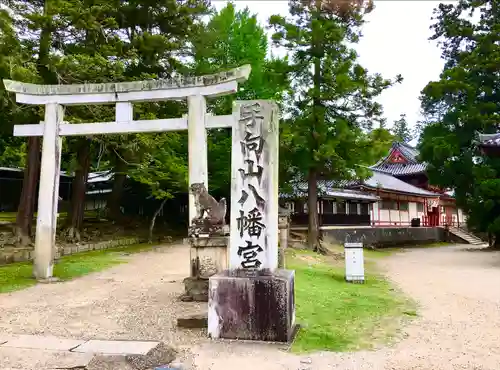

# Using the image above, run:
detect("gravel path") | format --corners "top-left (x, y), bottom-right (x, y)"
top-left (1, 243), bottom-right (500, 369)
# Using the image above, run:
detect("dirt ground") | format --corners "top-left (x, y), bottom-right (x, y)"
top-left (1, 243), bottom-right (500, 369)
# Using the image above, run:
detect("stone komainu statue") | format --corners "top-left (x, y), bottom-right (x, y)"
top-left (188, 183), bottom-right (227, 236)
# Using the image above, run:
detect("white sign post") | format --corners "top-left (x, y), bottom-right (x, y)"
top-left (229, 100), bottom-right (279, 270)
top-left (344, 242), bottom-right (365, 283)
top-left (3, 65), bottom-right (251, 280)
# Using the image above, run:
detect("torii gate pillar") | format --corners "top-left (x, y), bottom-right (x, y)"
top-left (35, 103), bottom-right (64, 279)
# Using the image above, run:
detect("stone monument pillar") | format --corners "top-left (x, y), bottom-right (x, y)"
top-left (207, 100), bottom-right (296, 343)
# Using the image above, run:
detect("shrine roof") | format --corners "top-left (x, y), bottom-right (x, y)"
top-left (477, 133), bottom-right (500, 146)
top-left (282, 166), bottom-right (440, 199)
top-left (358, 168), bottom-right (439, 197)
top-left (280, 184), bottom-right (380, 202)
top-left (0, 166), bottom-right (22, 173)
top-left (0, 166), bottom-right (73, 177)
top-left (370, 142), bottom-right (427, 176)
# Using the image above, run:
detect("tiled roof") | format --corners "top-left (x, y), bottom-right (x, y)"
top-left (0, 166), bottom-right (73, 177)
top-left (280, 182), bottom-right (379, 202)
top-left (370, 142), bottom-right (427, 176)
top-left (477, 133), bottom-right (500, 146)
top-left (86, 188), bottom-right (112, 195)
top-left (281, 168), bottom-right (440, 199)
top-left (357, 168), bottom-right (439, 197)
top-left (0, 166), bottom-right (22, 172)
top-left (397, 142), bottom-right (420, 161)
top-left (370, 162), bottom-right (427, 176)
top-left (88, 171), bottom-right (114, 183)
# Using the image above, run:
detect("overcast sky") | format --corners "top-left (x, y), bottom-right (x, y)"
top-left (213, 0), bottom-right (451, 131)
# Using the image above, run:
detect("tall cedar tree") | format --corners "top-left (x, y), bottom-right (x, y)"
top-left (391, 114), bottom-right (413, 143)
top-left (418, 0), bottom-right (500, 245)
top-left (270, 0), bottom-right (401, 249)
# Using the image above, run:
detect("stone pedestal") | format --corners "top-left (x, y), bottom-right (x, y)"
top-left (181, 236), bottom-right (228, 302)
top-left (208, 269), bottom-right (295, 342)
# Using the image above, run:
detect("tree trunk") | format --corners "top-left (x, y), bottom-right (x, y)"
top-left (307, 167), bottom-right (321, 251)
top-left (14, 0), bottom-right (56, 246)
top-left (37, 0), bottom-right (57, 84)
top-left (15, 137), bottom-right (41, 245)
top-left (307, 3), bottom-right (322, 252)
top-left (107, 158), bottom-right (127, 221)
top-left (65, 139), bottom-right (91, 242)
top-left (148, 198), bottom-right (168, 243)
top-left (490, 233), bottom-right (500, 249)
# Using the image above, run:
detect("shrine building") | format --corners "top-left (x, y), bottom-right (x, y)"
top-left (477, 133), bottom-right (500, 157)
top-left (283, 141), bottom-right (467, 228)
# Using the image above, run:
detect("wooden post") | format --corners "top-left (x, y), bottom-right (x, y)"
top-left (34, 103), bottom-right (63, 280)
top-left (278, 219), bottom-right (289, 269)
top-left (187, 95), bottom-right (208, 226)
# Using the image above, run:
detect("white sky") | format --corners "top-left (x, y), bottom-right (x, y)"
top-left (213, 0), bottom-right (452, 130)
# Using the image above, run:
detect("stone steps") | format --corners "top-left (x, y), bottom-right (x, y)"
top-left (449, 228), bottom-right (484, 245)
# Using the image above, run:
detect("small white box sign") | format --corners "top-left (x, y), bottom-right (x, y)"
top-left (344, 242), bottom-right (365, 283)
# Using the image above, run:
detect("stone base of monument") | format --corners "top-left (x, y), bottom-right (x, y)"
top-left (180, 236), bottom-right (229, 302)
top-left (177, 313), bottom-right (208, 329)
top-left (208, 269), bottom-right (295, 342)
top-left (181, 277), bottom-right (209, 302)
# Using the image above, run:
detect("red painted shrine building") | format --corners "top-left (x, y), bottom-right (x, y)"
top-left (353, 142), bottom-right (466, 227)
top-left (283, 142), bottom-right (467, 227)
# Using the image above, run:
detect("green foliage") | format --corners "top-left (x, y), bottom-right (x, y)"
top-left (391, 113), bottom-right (413, 143)
top-left (418, 0), bottom-right (500, 238)
top-left (368, 126), bottom-right (396, 162)
top-left (0, 8), bottom-right (38, 167)
top-left (269, 0), bottom-right (401, 185)
top-left (190, 2), bottom-right (290, 193)
top-left (0, 0), bottom-right (400, 231)
top-left (2, 0), bottom-right (211, 203)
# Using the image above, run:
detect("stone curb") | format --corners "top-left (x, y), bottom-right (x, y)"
top-left (0, 237), bottom-right (142, 266)
top-left (0, 334), bottom-right (160, 355)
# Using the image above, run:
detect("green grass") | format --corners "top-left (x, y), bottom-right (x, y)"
top-left (0, 243), bottom-right (153, 294)
top-left (0, 212), bottom-right (18, 222)
top-left (0, 210), bottom-right (100, 223)
top-left (288, 248), bottom-right (415, 353)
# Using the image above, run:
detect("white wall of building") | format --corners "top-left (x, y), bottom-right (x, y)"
top-left (372, 200), bottom-right (427, 226)
top-left (371, 198), bottom-right (468, 227)
top-left (409, 202), bottom-right (418, 220)
top-left (457, 208), bottom-right (467, 226)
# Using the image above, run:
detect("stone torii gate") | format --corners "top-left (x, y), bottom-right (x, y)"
top-left (3, 65), bottom-right (250, 280)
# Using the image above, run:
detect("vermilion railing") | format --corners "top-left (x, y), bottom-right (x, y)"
top-left (441, 214), bottom-right (459, 227)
